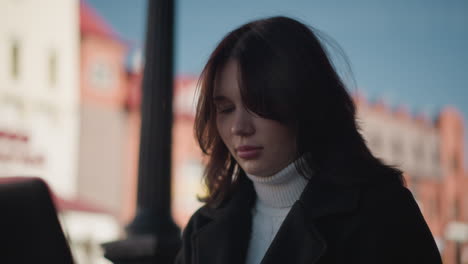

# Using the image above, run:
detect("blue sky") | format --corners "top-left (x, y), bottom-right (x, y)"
top-left (87, 0), bottom-right (468, 165)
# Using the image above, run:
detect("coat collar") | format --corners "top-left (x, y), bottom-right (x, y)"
top-left (192, 177), bottom-right (256, 264)
top-left (193, 167), bottom-right (362, 264)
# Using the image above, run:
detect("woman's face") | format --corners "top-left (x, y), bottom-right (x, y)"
top-left (213, 59), bottom-right (297, 177)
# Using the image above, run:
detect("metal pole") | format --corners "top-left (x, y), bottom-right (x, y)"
top-left (103, 0), bottom-right (181, 262)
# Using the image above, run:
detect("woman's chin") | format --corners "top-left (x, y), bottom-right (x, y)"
top-left (240, 163), bottom-right (271, 177)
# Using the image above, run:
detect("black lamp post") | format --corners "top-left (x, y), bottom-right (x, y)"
top-left (102, 0), bottom-right (181, 263)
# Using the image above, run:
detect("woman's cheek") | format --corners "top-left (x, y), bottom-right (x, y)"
top-left (216, 117), bottom-right (230, 143)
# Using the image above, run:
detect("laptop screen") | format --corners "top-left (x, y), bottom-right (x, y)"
top-left (0, 177), bottom-right (74, 264)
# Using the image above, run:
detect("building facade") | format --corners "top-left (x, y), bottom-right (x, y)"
top-left (355, 95), bottom-right (467, 263)
top-left (77, 0), bottom-right (133, 224)
top-left (0, 0), bottom-right (80, 199)
top-left (1, 1), bottom-right (121, 263)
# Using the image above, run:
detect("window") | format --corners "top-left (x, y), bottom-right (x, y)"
top-left (392, 137), bottom-right (403, 160)
top-left (49, 51), bottom-right (57, 87)
top-left (452, 155), bottom-right (459, 173)
top-left (427, 197), bottom-right (440, 218)
top-left (89, 61), bottom-right (115, 90)
top-left (432, 145), bottom-right (440, 164)
top-left (452, 198), bottom-right (460, 219)
top-left (413, 141), bottom-right (424, 163)
top-left (11, 41), bottom-right (20, 80)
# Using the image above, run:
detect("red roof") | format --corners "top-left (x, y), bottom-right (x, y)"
top-left (80, 0), bottom-right (122, 41)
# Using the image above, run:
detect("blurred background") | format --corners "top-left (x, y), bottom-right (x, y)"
top-left (1, 0), bottom-right (467, 263)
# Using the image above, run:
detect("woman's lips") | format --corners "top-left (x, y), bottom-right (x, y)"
top-left (236, 146), bottom-right (263, 159)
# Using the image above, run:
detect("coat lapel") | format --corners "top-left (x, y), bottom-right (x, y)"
top-left (260, 202), bottom-right (327, 264)
top-left (260, 177), bottom-right (361, 264)
top-left (193, 179), bottom-right (255, 264)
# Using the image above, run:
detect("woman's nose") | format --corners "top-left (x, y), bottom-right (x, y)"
top-left (231, 109), bottom-right (255, 136)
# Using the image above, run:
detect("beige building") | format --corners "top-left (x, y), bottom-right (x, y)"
top-left (0, 2), bottom-right (121, 263)
top-left (0, 0), bottom-right (80, 198)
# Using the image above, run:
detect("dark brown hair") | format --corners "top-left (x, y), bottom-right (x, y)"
top-left (194, 16), bottom-right (403, 207)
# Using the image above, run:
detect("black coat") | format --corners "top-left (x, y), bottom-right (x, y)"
top-left (175, 164), bottom-right (442, 264)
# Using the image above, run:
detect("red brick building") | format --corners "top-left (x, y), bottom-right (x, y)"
top-left (78, 0), bottom-right (135, 224)
top-left (356, 93), bottom-right (468, 263)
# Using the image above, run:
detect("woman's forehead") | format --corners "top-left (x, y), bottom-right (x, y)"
top-left (213, 59), bottom-right (240, 97)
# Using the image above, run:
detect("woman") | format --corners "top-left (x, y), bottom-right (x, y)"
top-left (175, 16), bottom-right (442, 264)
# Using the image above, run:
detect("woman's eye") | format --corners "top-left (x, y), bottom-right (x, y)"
top-left (216, 106), bottom-right (234, 114)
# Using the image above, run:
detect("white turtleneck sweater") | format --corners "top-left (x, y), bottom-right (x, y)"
top-left (245, 160), bottom-right (309, 264)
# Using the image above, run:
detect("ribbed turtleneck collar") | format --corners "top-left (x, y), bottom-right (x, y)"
top-left (246, 158), bottom-right (309, 208)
